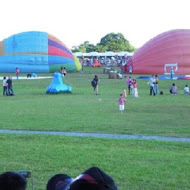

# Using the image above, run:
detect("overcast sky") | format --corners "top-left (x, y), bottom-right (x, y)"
top-left (1, 0), bottom-right (190, 49)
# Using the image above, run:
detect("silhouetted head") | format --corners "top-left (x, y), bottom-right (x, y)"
top-left (0, 171), bottom-right (27, 190)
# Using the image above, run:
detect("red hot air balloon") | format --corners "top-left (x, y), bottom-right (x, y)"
top-left (125, 29), bottom-right (190, 75)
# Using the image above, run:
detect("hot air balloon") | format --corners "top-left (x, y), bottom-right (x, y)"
top-left (125, 29), bottom-right (190, 75)
top-left (0, 31), bottom-right (80, 73)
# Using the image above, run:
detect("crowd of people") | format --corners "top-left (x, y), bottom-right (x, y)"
top-left (79, 56), bottom-right (131, 68)
top-left (147, 75), bottom-right (189, 96)
top-left (90, 73), bottom-right (189, 114)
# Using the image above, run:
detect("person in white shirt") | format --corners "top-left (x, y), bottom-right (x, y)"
top-left (184, 85), bottom-right (189, 95)
top-left (3, 76), bottom-right (8, 96)
top-left (148, 75), bottom-right (156, 96)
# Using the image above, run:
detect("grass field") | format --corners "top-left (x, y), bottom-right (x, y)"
top-left (0, 134), bottom-right (190, 190)
top-left (0, 67), bottom-right (190, 190)
top-left (0, 67), bottom-right (189, 137)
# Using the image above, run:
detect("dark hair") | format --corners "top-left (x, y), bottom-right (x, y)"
top-left (95, 75), bottom-right (98, 79)
top-left (172, 83), bottom-right (175, 86)
top-left (69, 179), bottom-right (101, 190)
top-left (0, 171), bottom-right (27, 190)
top-left (3, 76), bottom-right (6, 80)
top-left (46, 174), bottom-right (71, 190)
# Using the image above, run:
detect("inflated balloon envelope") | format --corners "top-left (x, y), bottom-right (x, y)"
top-left (125, 29), bottom-right (190, 75)
top-left (46, 72), bottom-right (72, 93)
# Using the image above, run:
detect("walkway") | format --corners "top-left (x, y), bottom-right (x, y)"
top-left (0, 129), bottom-right (190, 142)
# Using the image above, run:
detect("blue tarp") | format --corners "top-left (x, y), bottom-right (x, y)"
top-left (136, 76), bottom-right (185, 80)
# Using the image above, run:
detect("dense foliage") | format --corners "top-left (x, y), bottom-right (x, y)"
top-left (72, 33), bottom-right (135, 53)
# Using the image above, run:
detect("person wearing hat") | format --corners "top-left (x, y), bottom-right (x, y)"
top-left (47, 167), bottom-right (118, 190)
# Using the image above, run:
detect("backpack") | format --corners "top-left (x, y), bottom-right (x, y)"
top-left (91, 79), bottom-right (97, 87)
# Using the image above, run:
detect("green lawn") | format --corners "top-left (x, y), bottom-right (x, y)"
top-left (0, 67), bottom-right (189, 137)
top-left (0, 67), bottom-right (190, 190)
top-left (0, 134), bottom-right (190, 190)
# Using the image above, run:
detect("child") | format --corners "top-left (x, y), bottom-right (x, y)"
top-left (123, 89), bottom-right (127, 98)
top-left (63, 67), bottom-right (67, 76)
top-left (184, 85), bottom-right (189, 95)
top-left (3, 76), bottom-right (8, 95)
top-left (118, 94), bottom-right (126, 114)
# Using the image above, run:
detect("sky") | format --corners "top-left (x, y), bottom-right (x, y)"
top-left (0, 0), bottom-right (190, 49)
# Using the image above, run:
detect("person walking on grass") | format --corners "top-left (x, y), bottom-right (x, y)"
top-left (91, 75), bottom-right (99, 95)
top-left (118, 94), bottom-right (126, 114)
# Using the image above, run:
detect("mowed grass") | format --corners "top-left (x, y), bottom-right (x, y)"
top-left (0, 67), bottom-right (190, 137)
top-left (0, 134), bottom-right (190, 190)
top-left (0, 68), bottom-right (190, 190)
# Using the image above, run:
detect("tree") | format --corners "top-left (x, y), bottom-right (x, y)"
top-left (72, 41), bottom-right (95, 53)
top-left (99, 33), bottom-right (135, 52)
top-left (71, 33), bottom-right (136, 53)
top-left (95, 45), bottom-right (107, 52)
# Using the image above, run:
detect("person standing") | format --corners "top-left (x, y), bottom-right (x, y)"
top-left (92, 75), bottom-right (99, 95)
top-left (148, 75), bottom-right (155, 96)
top-left (154, 75), bottom-right (159, 95)
top-left (63, 67), bottom-right (67, 76)
top-left (132, 79), bottom-right (138, 98)
top-left (118, 94), bottom-right (126, 114)
top-left (170, 67), bottom-right (174, 80)
top-left (129, 65), bottom-right (132, 74)
top-left (15, 68), bottom-right (20, 80)
top-left (126, 76), bottom-right (132, 95)
top-left (6, 75), bottom-right (15, 96)
top-left (3, 76), bottom-right (8, 96)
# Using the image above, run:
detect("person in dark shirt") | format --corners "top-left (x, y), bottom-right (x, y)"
top-left (92, 75), bottom-right (99, 95)
top-left (7, 75), bottom-right (15, 96)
